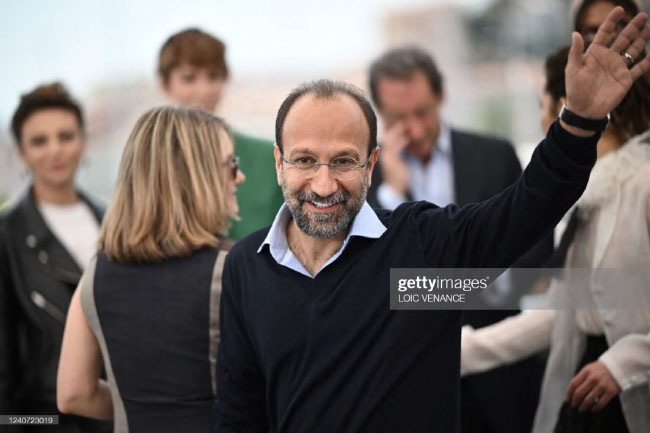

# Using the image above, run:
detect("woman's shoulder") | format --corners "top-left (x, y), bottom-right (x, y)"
top-left (96, 243), bottom-right (231, 270)
top-left (626, 162), bottom-right (650, 192)
top-left (0, 190), bottom-right (32, 231)
top-left (0, 187), bottom-right (104, 226)
top-left (616, 135), bottom-right (650, 192)
top-left (617, 157), bottom-right (650, 213)
top-left (0, 201), bottom-right (17, 226)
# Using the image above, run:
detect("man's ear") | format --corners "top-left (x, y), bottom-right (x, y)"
top-left (366, 147), bottom-right (381, 187)
top-left (274, 144), bottom-right (283, 186)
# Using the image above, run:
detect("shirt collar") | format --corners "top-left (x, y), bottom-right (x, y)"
top-left (347, 200), bottom-right (387, 239)
top-left (257, 202), bottom-right (293, 257)
top-left (257, 201), bottom-right (387, 274)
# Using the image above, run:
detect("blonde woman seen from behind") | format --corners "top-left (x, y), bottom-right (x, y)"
top-left (56, 107), bottom-right (244, 433)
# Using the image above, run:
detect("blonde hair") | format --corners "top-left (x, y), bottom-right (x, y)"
top-left (99, 106), bottom-right (231, 263)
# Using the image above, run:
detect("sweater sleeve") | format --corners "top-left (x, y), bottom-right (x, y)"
top-left (417, 120), bottom-right (598, 268)
top-left (214, 255), bottom-right (269, 433)
top-left (461, 309), bottom-right (554, 376)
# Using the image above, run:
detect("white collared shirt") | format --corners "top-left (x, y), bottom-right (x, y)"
top-left (257, 202), bottom-right (387, 278)
top-left (377, 123), bottom-right (455, 209)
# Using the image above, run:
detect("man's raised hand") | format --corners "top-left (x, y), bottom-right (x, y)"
top-left (565, 7), bottom-right (650, 120)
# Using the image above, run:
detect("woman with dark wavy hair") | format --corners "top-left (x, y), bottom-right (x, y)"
top-left (0, 82), bottom-right (111, 433)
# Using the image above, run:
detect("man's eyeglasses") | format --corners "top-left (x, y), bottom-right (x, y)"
top-left (279, 152), bottom-right (371, 181)
top-left (224, 156), bottom-right (240, 179)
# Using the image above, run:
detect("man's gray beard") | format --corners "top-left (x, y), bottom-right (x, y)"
top-left (282, 171), bottom-right (368, 239)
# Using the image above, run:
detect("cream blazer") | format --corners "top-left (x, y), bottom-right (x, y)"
top-left (462, 132), bottom-right (650, 433)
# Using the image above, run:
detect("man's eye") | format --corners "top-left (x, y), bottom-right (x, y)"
top-left (332, 158), bottom-right (356, 167)
top-left (295, 157), bottom-right (316, 166)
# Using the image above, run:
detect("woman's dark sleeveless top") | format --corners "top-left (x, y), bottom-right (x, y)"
top-left (81, 246), bottom-right (229, 433)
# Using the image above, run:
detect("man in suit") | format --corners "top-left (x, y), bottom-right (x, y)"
top-left (367, 46), bottom-right (551, 433)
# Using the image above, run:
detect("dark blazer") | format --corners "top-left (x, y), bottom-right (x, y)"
top-left (368, 129), bottom-right (520, 212)
top-left (0, 187), bottom-right (112, 433)
top-left (368, 128), bottom-right (552, 433)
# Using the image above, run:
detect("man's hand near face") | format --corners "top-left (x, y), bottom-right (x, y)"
top-left (380, 121), bottom-right (411, 197)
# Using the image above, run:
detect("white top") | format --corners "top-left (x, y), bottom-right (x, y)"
top-left (376, 123), bottom-right (454, 209)
top-left (461, 309), bottom-right (555, 376)
top-left (463, 135), bottom-right (650, 433)
top-left (38, 201), bottom-right (100, 270)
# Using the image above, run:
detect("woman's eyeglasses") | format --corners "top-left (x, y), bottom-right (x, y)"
top-left (225, 156), bottom-right (240, 179)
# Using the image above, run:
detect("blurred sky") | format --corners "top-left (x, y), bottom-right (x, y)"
top-left (0, 0), bottom-right (491, 124)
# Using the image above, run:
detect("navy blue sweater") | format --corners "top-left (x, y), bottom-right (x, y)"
top-left (214, 122), bottom-right (598, 433)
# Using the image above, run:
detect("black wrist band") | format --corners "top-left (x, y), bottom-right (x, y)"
top-left (559, 105), bottom-right (610, 132)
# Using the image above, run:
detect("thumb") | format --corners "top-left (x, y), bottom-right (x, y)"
top-left (568, 32), bottom-right (585, 67)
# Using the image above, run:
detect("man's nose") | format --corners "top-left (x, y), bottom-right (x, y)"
top-left (309, 164), bottom-right (338, 198)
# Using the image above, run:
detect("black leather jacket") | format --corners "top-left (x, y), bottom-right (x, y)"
top-left (0, 187), bottom-right (112, 432)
